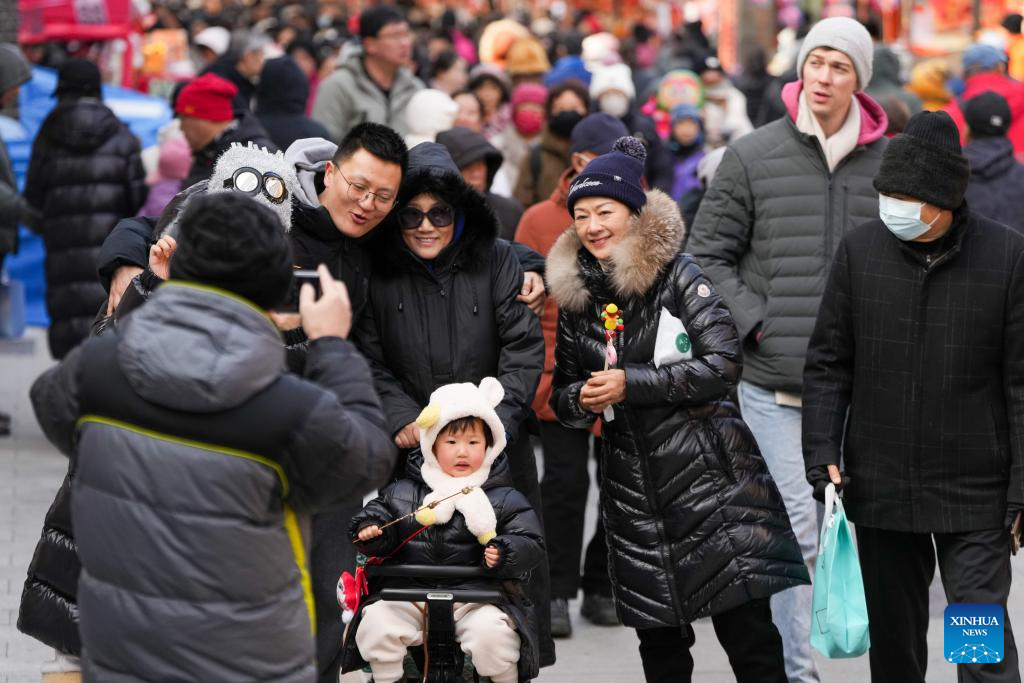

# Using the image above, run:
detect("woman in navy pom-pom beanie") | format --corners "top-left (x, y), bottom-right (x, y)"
top-left (548, 136), bottom-right (808, 682)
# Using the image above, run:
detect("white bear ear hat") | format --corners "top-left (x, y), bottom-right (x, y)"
top-left (413, 377), bottom-right (507, 544)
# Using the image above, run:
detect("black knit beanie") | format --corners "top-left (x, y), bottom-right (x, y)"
top-left (566, 136), bottom-right (647, 216)
top-left (873, 110), bottom-right (970, 210)
top-left (169, 193), bottom-right (294, 309)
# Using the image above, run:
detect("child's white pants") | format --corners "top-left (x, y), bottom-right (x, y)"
top-left (356, 600), bottom-right (520, 683)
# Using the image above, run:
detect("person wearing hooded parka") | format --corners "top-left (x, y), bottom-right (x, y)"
top-left (354, 141), bottom-right (554, 666)
top-left (547, 137), bottom-right (809, 683)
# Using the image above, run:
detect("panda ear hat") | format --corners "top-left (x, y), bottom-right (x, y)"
top-left (415, 377), bottom-right (506, 487)
top-left (412, 378), bottom-right (506, 545)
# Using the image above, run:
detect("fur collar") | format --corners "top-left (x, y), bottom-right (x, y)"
top-left (546, 189), bottom-right (685, 313)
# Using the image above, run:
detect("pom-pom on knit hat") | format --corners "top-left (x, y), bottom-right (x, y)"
top-left (873, 110), bottom-right (970, 210)
top-left (412, 378), bottom-right (508, 544)
top-left (567, 136), bottom-right (647, 215)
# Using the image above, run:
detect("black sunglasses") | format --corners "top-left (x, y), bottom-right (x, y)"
top-left (222, 167), bottom-right (289, 204)
top-left (397, 204), bottom-right (455, 230)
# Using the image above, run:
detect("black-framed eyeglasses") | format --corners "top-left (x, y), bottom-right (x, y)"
top-left (336, 167), bottom-right (395, 209)
top-left (222, 167), bottom-right (289, 204)
top-left (397, 204), bottom-right (455, 230)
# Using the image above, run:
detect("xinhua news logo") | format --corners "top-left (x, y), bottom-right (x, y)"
top-left (944, 603), bottom-right (1005, 664)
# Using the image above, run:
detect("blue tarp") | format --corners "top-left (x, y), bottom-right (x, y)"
top-left (3, 66), bottom-right (172, 326)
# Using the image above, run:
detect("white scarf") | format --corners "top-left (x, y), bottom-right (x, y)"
top-left (796, 90), bottom-right (862, 172)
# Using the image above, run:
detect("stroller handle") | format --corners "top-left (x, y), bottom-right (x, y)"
top-left (364, 564), bottom-right (497, 580)
top-left (381, 588), bottom-right (506, 603)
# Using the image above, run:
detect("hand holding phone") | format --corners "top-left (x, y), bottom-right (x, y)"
top-left (277, 270), bottom-right (323, 313)
top-left (299, 264), bottom-right (352, 340)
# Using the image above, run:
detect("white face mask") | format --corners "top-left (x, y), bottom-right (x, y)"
top-left (599, 93), bottom-right (631, 119)
top-left (878, 194), bottom-right (940, 241)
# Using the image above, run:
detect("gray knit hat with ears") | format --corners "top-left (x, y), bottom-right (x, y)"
top-left (797, 17), bottom-right (874, 91)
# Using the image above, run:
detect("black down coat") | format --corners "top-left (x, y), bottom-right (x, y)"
top-left (546, 189), bottom-right (808, 629)
top-left (342, 452), bottom-right (544, 681)
top-left (24, 97), bottom-right (147, 359)
top-left (355, 142), bottom-right (544, 443)
top-left (17, 473), bottom-right (80, 656)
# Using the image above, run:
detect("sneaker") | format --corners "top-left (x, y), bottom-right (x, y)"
top-left (550, 598), bottom-right (572, 638)
top-left (580, 593), bottom-right (620, 626)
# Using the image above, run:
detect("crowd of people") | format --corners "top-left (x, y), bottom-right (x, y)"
top-left (1, 3), bottom-right (1023, 683)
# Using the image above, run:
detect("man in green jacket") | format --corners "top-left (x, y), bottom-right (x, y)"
top-left (687, 17), bottom-right (888, 683)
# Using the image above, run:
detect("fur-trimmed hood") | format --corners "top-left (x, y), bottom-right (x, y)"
top-left (546, 189), bottom-right (685, 312)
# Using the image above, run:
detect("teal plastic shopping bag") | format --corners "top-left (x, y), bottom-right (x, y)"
top-left (810, 483), bottom-right (870, 658)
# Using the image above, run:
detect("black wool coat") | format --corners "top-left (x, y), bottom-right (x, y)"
top-left (803, 207), bottom-right (1024, 533)
top-left (342, 453), bottom-right (544, 681)
top-left (355, 143), bottom-right (544, 442)
top-left (546, 190), bottom-right (808, 629)
top-left (24, 98), bottom-right (148, 359)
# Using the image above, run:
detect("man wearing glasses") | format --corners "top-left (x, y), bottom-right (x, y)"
top-left (96, 122), bottom-right (546, 683)
top-left (312, 5), bottom-right (424, 142)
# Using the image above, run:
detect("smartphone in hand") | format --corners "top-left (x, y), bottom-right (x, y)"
top-left (276, 269), bottom-right (323, 312)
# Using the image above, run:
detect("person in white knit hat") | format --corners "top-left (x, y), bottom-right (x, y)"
top-left (343, 378), bottom-right (545, 683)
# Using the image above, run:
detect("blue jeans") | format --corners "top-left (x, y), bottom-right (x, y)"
top-left (738, 381), bottom-right (820, 683)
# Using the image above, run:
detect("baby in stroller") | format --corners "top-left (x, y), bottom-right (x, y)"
top-left (342, 378), bottom-right (546, 683)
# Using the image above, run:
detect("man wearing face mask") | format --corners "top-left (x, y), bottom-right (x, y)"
top-left (804, 110), bottom-right (1024, 683)
top-left (589, 63), bottom-right (674, 192)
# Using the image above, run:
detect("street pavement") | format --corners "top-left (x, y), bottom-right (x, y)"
top-left (2, 327), bottom-right (1021, 682)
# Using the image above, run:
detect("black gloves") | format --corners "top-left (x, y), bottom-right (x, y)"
top-left (806, 465), bottom-right (851, 503)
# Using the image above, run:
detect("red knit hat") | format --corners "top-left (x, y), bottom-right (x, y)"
top-left (175, 73), bottom-right (237, 122)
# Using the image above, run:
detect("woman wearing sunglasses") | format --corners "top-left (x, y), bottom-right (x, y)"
top-left (351, 141), bottom-right (554, 666)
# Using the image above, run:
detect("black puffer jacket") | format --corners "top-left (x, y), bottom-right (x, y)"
top-left (17, 473), bottom-right (80, 656)
top-left (356, 143), bottom-right (544, 442)
top-left (546, 190), bottom-right (808, 629)
top-left (342, 452), bottom-right (544, 681)
top-left (24, 97), bottom-right (147, 359)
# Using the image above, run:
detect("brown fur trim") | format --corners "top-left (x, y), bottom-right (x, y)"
top-left (545, 226), bottom-right (591, 312)
top-left (544, 189), bottom-right (686, 313)
top-left (609, 190), bottom-right (686, 298)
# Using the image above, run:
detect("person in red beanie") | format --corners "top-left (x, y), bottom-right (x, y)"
top-left (175, 72), bottom-right (275, 187)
